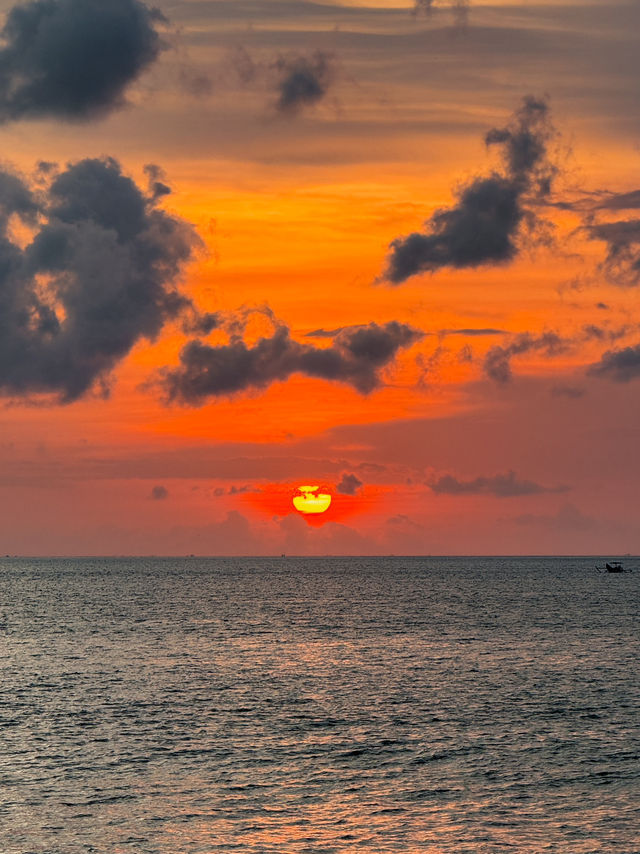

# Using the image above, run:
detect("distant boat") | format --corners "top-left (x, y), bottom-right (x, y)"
top-left (595, 561), bottom-right (630, 573)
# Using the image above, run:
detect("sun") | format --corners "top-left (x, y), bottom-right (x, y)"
top-left (293, 485), bottom-right (332, 515)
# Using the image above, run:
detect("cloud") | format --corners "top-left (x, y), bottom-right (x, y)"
top-left (482, 324), bottom-right (628, 385)
top-left (273, 51), bottom-right (334, 114)
top-left (429, 470), bottom-right (568, 497)
top-left (588, 344), bottom-right (640, 382)
top-left (222, 46), bottom-right (335, 116)
top-left (159, 317), bottom-right (423, 405)
top-left (150, 485), bottom-right (168, 500)
top-left (212, 484), bottom-right (252, 497)
top-left (382, 95), bottom-right (557, 283)
top-left (336, 472), bottom-right (363, 495)
top-left (229, 484), bottom-right (251, 495)
top-left (581, 323), bottom-right (629, 348)
top-left (587, 218), bottom-right (640, 286)
top-left (483, 331), bottom-right (568, 383)
top-left (305, 327), bottom-right (345, 338)
top-left (0, 156), bottom-right (199, 402)
top-left (0, 0), bottom-right (166, 123)
top-left (580, 186), bottom-right (640, 286)
top-left (439, 327), bottom-right (504, 336)
top-left (599, 189), bottom-right (640, 211)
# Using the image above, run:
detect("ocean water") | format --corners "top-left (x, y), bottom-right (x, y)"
top-left (1, 556), bottom-right (639, 854)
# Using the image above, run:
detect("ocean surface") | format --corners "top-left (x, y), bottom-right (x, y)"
top-left (1, 556), bottom-right (639, 854)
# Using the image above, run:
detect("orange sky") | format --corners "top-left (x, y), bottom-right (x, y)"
top-left (1, 0), bottom-right (640, 553)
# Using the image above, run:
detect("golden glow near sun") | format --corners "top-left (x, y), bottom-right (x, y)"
top-left (293, 485), bottom-right (332, 514)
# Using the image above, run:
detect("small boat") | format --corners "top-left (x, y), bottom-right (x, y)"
top-left (595, 561), bottom-right (630, 573)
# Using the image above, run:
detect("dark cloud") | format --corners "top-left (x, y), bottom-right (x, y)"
top-left (229, 484), bottom-right (251, 495)
top-left (0, 156), bottom-right (199, 402)
top-left (587, 218), bottom-right (640, 286)
top-left (581, 186), bottom-right (640, 285)
top-left (383, 95), bottom-right (557, 283)
top-left (430, 470), bottom-right (568, 497)
top-left (440, 327), bottom-right (504, 336)
top-left (0, 0), bottom-right (166, 123)
top-left (182, 310), bottom-right (220, 336)
top-left (143, 163), bottom-right (171, 202)
top-left (150, 485), bottom-right (168, 500)
top-left (272, 51), bottom-right (334, 114)
top-left (213, 484), bottom-right (252, 497)
top-left (159, 317), bottom-right (423, 405)
top-left (484, 331), bottom-right (567, 383)
top-left (305, 327), bottom-right (343, 338)
top-left (336, 472), bottom-right (363, 495)
top-left (581, 323), bottom-right (628, 343)
top-left (223, 46), bottom-right (335, 115)
top-left (588, 344), bottom-right (640, 382)
top-left (599, 190), bottom-right (640, 211)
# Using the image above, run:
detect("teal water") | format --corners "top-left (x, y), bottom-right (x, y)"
top-left (1, 557), bottom-right (639, 853)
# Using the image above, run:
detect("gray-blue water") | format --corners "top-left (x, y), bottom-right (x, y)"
top-left (1, 556), bottom-right (639, 853)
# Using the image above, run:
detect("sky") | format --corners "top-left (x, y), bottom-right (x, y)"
top-left (1, 0), bottom-right (639, 555)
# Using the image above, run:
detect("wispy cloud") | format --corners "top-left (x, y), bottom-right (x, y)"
top-left (483, 332), bottom-right (568, 383)
top-left (220, 45), bottom-right (336, 116)
top-left (429, 470), bottom-right (568, 497)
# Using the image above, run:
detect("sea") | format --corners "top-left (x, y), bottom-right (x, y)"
top-left (1, 556), bottom-right (639, 854)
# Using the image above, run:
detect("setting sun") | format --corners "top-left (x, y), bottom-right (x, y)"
top-left (293, 485), bottom-right (332, 515)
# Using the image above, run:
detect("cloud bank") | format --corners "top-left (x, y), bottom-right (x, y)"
top-left (0, 0), bottom-right (166, 123)
top-left (160, 317), bottom-right (423, 404)
top-left (0, 157), bottom-right (198, 402)
top-left (430, 470), bottom-right (567, 497)
top-left (383, 95), bottom-right (557, 283)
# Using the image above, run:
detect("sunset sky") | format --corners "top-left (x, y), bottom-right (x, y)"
top-left (1, 0), bottom-right (640, 554)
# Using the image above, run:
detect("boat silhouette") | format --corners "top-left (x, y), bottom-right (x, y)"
top-left (595, 561), bottom-right (631, 573)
